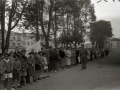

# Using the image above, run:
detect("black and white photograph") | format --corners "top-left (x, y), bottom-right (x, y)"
top-left (0, 0), bottom-right (120, 90)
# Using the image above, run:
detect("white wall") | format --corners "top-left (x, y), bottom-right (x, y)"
top-left (111, 41), bottom-right (120, 49)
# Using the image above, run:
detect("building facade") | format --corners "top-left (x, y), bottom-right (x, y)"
top-left (111, 38), bottom-right (120, 49)
top-left (0, 31), bottom-right (36, 52)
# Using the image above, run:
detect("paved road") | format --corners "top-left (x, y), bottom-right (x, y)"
top-left (17, 49), bottom-right (120, 90)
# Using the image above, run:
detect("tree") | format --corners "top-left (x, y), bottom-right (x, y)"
top-left (0, 0), bottom-right (5, 52)
top-left (59, 0), bottom-right (95, 48)
top-left (23, 0), bottom-right (96, 48)
top-left (24, 0), bottom-right (56, 48)
top-left (0, 0), bottom-right (28, 53)
top-left (23, 0), bottom-right (41, 41)
top-left (90, 20), bottom-right (113, 48)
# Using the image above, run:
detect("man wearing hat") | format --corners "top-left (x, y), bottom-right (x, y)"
top-left (79, 44), bottom-right (87, 69)
top-left (3, 53), bottom-right (13, 90)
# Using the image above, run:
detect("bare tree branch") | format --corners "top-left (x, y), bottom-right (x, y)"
top-left (11, 0), bottom-right (28, 30)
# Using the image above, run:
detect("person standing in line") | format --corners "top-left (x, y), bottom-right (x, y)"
top-left (19, 52), bottom-right (28, 86)
top-left (59, 47), bottom-right (66, 70)
top-left (95, 47), bottom-right (98, 59)
top-left (90, 48), bottom-right (93, 61)
top-left (9, 52), bottom-right (15, 71)
top-left (98, 48), bottom-right (101, 58)
top-left (66, 47), bottom-right (72, 68)
top-left (27, 52), bottom-right (36, 82)
top-left (14, 47), bottom-right (21, 57)
top-left (87, 48), bottom-right (91, 61)
top-left (100, 48), bottom-right (103, 58)
top-left (38, 51), bottom-right (45, 79)
top-left (92, 48), bottom-right (96, 60)
top-left (42, 53), bottom-right (50, 78)
top-left (3, 53), bottom-right (13, 90)
top-left (41, 47), bottom-right (50, 71)
top-left (31, 49), bottom-right (35, 54)
top-left (104, 48), bottom-right (109, 57)
top-left (34, 52), bottom-right (41, 80)
top-left (79, 45), bottom-right (87, 69)
top-left (0, 53), bottom-right (6, 90)
top-left (64, 47), bottom-right (69, 68)
top-left (49, 46), bottom-right (56, 72)
top-left (71, 49), bottom-right (74, 67)
top-left (20, 50), bottom-right (31, 84)
top-left (12, 55), bottom-right (22, 90)
top-left (54, 48), bottom-right (60, 71)
top-left (73, 49), bottom-right (76, 66)
top-left (75, 48), bottom-right (80, 65)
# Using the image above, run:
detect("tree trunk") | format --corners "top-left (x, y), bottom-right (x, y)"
top-left (5, 23), bottom-right (12, 50)
top-left (75, 41), bottom-right (77, 48)
top-left (46, 0), bottom-right (53, 48)
top-left (67, 13), bottom-right (69, 34)
top-left (36, 9), bottom-right (40, 42)
top-left (54, 32), bottom-right (57, 48)
top-left (5, 0), bottom-right (14, 50)
top-left (54, 9), bottom-right (57, 48)
top-left (0, 1), bottom-right (5, 53)
top-left (39, 2), bottom-right (48, 48)
top-left (45, 35), bottom-right (49, 49)
top-left (62, 16), bottom-right (65, 44)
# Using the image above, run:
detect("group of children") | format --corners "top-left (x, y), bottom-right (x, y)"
top-left (0, 48), bottom-right (49, 90)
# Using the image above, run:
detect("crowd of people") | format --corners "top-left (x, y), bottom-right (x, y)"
top-left (0, 45), bottom-right (109, 90)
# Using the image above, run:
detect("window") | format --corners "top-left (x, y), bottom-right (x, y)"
top-left (17, 37), bottom-right (21, 41)
top-left (12, 37), bottom-right (16, 40)
top-left (12, 43), bottom-right (15, 46)
top-left (22, 42), bottom-right (26, 45)
top-left (31, 42), bottom-right (34, 45)
top-left (18, 43), bottom-right (21, 46)
top-left (27, 42), bottom-right (30, 45)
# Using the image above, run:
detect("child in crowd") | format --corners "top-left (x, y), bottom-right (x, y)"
top-left (12, 55), bottom-right (22, 90)
top-left (3, 53), bottom-right (13, 90)
top-left (0, 53), bottom-right (6, 90)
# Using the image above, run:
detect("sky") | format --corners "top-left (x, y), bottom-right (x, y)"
top-left (91, 0), bottom-right (120, 38)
